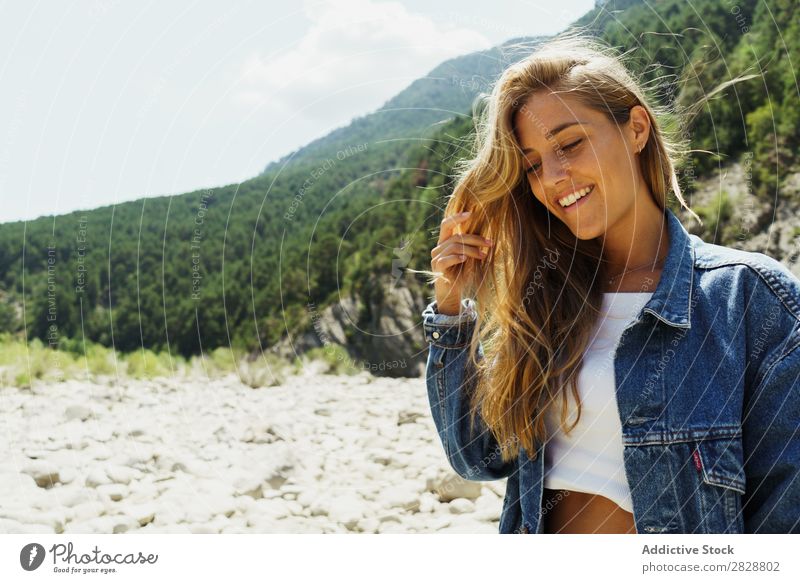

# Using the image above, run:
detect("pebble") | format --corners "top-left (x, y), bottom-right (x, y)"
top-left (0, 372), bottom-right (505, 533)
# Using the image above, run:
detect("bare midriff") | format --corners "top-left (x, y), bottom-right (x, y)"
top-left (542, 488), bottom-right (637, 533)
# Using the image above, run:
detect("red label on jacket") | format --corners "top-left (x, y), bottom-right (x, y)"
top-left (692, 448), bottom-right (702, 471)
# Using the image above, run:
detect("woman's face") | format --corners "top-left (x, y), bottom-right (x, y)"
top-left (513, 90), bottom-right (650, 241)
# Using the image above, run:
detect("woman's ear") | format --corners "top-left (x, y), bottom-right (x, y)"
top-left (627, 105), bottom-right (651, 153)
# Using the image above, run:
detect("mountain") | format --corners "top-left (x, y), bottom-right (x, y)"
top-left (260, 36), bottom-right (545, 173)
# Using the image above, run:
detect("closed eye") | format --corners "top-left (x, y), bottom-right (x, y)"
top-left (525, 161), bottom-right (542, 174)
top-left (525, 139), bottom-right (583, 174)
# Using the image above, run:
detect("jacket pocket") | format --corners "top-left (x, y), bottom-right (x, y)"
top-left (693, 435), bottom-right (746, 533)
top-left (695, 436), bottom-right (746, 495)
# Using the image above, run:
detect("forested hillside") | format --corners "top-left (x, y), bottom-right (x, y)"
top-left (0, 0), bottom-right (796, 373)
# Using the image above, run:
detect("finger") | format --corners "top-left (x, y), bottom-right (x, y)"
top-left (433, 253), bottom-right (468, 272)
top-left (437, 211), bottom-right (472, 245)
top-left (432, 241), bottom-right (489, 261)
top-left (431, 233), bottom-right (492, 258)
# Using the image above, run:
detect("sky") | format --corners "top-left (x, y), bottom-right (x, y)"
top-left (0, 0), bottom-right (594, 224)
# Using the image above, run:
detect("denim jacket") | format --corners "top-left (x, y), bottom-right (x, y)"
top-left (422, 208), bottom-right (800, 534)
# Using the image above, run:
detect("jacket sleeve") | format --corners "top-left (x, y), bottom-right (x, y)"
top-left (742, 331), bottom-right (800, 533)
top-left (422, 298), bottom-right (517, 481)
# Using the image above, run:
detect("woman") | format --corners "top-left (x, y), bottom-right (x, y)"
top-left (421, 32), bottom-right (800, 534)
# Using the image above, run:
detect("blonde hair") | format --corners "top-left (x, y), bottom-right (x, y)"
top-left (426, 29), bottom-right (753, 463)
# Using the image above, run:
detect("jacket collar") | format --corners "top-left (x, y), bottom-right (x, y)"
top-left (640, 208), bottom-right (695, 329)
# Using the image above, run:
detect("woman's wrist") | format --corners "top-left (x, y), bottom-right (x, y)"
top-left (432, 298), bottom-right (476, 320)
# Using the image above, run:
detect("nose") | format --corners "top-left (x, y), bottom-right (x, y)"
top-left (540, 152), bottom-right (570, 194)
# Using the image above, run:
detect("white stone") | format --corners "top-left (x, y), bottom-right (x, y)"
top-left (427, 472), bottom-right (482, 502)
top-left (355, 517), bottom-right (380, 533)
top-left (96, 483), bottom-right (128, 502)
top-left (448, 497), bottom-right (476, 514)
top-left (64, 405), bottom-right (93, 422)
top-left (19, 460), bottom-right (60, 488)
top-left (105, 465), bottom-right (139, 485)
top-left (84, 468), bottom-right (111, 488)
top-left (325, 494), bottom-right (366, 528)
top-left (68, 501), bottom-right (106, 522)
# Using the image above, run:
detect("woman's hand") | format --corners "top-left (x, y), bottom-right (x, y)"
top-left (430, 211), bottom-right (493, 315)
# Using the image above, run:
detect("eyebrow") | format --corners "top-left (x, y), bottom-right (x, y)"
top-left (521, 121), bottom-right (590, 154)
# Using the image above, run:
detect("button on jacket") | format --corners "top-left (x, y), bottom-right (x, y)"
top-left (421, 208), bottom-right (800, 534)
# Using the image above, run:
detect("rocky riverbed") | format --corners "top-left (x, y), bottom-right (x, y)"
top-left (0, 368), bottom-right (506, 534)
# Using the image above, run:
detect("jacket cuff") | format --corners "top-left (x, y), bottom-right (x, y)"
top-left (422, 298), bottom-right (477, 347)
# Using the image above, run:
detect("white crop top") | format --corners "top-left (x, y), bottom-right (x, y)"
top-left (543, 292), bottom-right (653, 513)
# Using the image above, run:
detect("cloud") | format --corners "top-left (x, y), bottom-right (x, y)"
top-left (234, 0), bottom-right (490, 121)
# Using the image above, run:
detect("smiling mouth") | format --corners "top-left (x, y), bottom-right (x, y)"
top-left (557, 185), bottom-right (594, 209)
